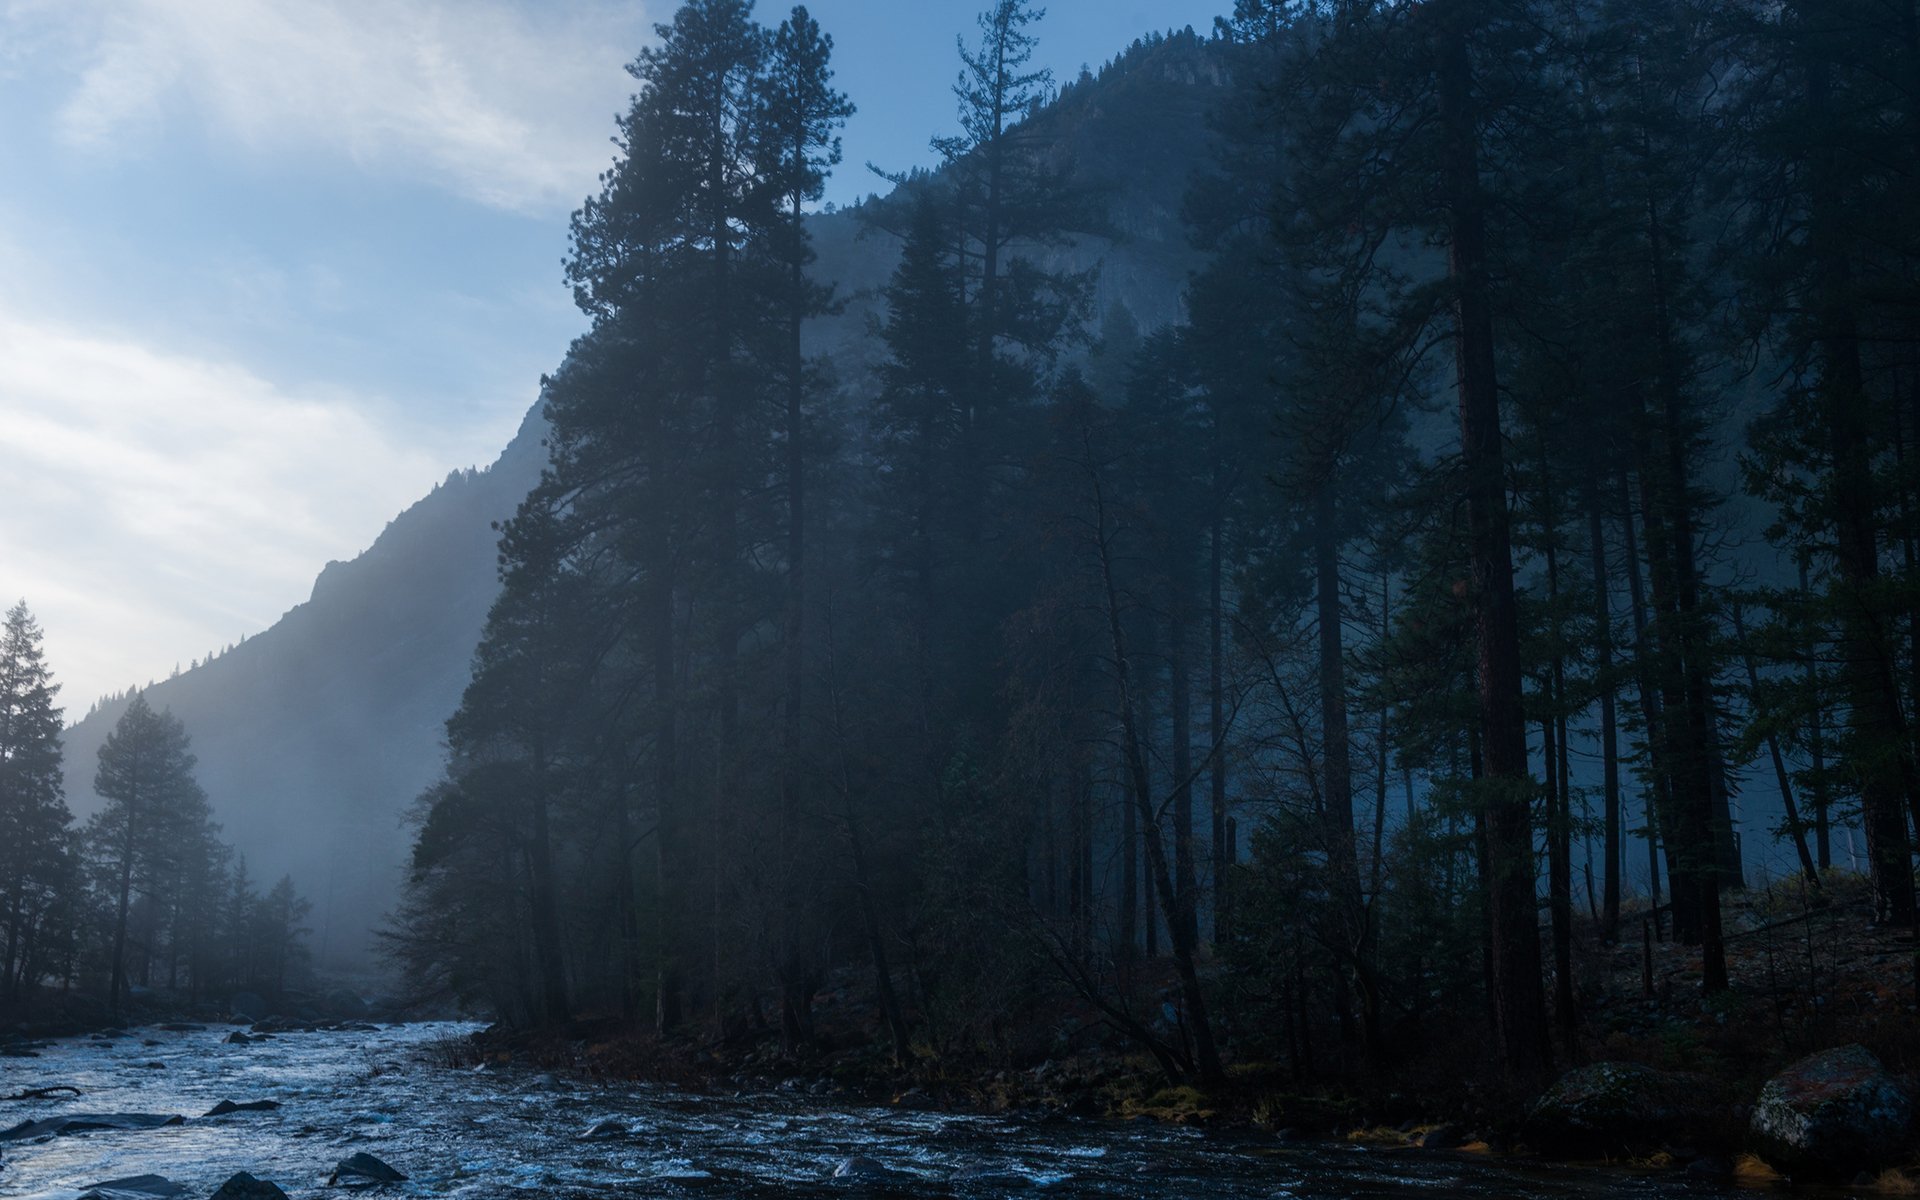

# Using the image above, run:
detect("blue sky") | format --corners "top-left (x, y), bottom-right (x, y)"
top-left (0, 0), bottom-right (1224, 714)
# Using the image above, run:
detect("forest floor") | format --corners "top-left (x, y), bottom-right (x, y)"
top-left (466, 870), bottom-right (1920, 1187)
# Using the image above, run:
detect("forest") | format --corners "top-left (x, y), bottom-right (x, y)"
top-left (0, 602), bottom-right (314, 1022)
top-left (362, 0), bottom-right (1918, 1101)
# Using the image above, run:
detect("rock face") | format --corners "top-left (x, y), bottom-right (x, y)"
top-left (1525, 1062), bottom-right (1709, 1155)
top-left (1749, 1045), bottom-right (1912, 1176)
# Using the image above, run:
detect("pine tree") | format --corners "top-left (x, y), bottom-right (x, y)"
top-left (0, 602), bottom-right (72, 1003)
top-left (87, 695), bottom-right (207, 1018)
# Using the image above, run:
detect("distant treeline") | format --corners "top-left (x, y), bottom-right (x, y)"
top-left (0, 603), bottom-right (310, 1018)
top-left (385, 0), bottom-right (1920, 1089)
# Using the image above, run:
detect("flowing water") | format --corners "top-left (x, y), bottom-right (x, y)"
top-left (0, 1023), bottom-right (1723, 1198)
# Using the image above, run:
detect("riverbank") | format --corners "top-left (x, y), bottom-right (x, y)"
top-left (0, 1018), bottom-right (1737, 1200)
top-left (458, 874), bottom-right (1920, 1190)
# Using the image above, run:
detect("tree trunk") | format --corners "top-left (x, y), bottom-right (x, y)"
top-left (1437, 1), bottom-right (1550, 1082)
top-left (1210, 508), bottom-right (1230, 946)
top-left (1585, 477), bottom-right (1623, 939)
top-left (1803, 39), bottom-right (1915, 926)
top-left (1090, 458), bottom-right (1225, 1086)
top-left (1314, 486), bottom-right (1362, 1051)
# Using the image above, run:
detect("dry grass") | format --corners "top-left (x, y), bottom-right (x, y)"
top-left (1732, 1153), bottom-right (1782, 1185)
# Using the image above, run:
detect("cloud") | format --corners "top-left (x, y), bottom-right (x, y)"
top-left (20, 0), bottom-right (647, 213)
top-left (0, 309), bottom-right (509, 713)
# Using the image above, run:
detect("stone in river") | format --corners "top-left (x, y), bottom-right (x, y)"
top-left (204, 1099), bottom-right (281, 1117)
top-left (832, 1156), bottom-right (910, 1183)
top-left (328, 1151), bottom-right (408, 1188)
top-left (209, 1171), bottom-right (291, 1199)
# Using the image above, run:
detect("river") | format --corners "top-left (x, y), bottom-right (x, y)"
top-left (0, 1022), bottom-right (1724, 1197)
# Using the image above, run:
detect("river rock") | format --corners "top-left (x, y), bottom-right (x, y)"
top-left (328, 1151), bottom-right (407, 1188)
top-left (1525, 1062), bottom-right (1709, 1155)
top-left (831, 1155), bottom-right (909, 1183)
top-left (580, 1118), bottom-right (627, 1140)
top-left (204, 1099), bottom-right (281, 1117)
top-left (209, 1173), bottom-right (290, 1200)
top-left (77, 1175), bottom-right (188, 1199)
top-left (1, 1113), bottom-right (184, 1141)
top-left (1419, 1123), bottom-right (1468, 1150)
top-left (1748, 1045), bottom-right (1913, 1176)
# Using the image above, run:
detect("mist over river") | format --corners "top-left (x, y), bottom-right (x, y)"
top-left (0, 1022), bottom-right (1741, 1198)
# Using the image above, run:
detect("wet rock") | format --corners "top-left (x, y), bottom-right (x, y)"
top-left (328, 1151), bottom-right (408, 1188)
top-left (1, 1113), bottom-right (185, 1141)
top-left (1419, 1123), bottom-right (1468, 1150)
top-left (209, 1173), bottom-right (290, 1200)
top-left (225, 1031), bottom-right (254, 1045)
top-left (77, 1175), bottom-right (189, 1199)
top-left (580, 1118), bottom-right (627, 1140)
top-left (1525, 1062), bottom-right (1710, 1156)
top-left (204, 1099), bottom-right (281, 1117)
top-left (1749, 1044), bottom-right (1913, 1176)
top-left (141, 1061), bottom-right (167, 1069)
top-left (831, 1155), bottom-right (909, 1183)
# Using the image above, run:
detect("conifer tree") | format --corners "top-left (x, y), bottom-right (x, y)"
top-left (87, 696), bottom-right (208, 1017)
top-left (0, 602), bottom-right (71, 1003)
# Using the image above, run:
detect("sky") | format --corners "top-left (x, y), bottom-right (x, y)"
top-left (0, 0), bottom-right (1225, 717)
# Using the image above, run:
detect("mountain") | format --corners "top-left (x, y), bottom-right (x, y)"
top-left (57, 30), bottom-right (1231, 971)
top-left (61, 407), bottom-right (547, 968)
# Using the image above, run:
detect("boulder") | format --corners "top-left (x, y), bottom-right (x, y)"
top-left (328, 1152), bottom-right (407, 1188)
top-left (209, 1172), bottom-right (290, 1199)
top-left (324, 989), bottom-right (371, 1019)
top-left (203, 1099), bottom-right (281, 1117)
top-left (579, 1118), bottom-right (627, 1140)
top-left (831, 1155), bottom-right (910, 1183)
top-left (1749, 1045), bottom-right (1913, 1177)
top-left (1525, 1062), bottom-right (1709, 1156)
top-left (1418, 1123), bottom-right (1468, 1150)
